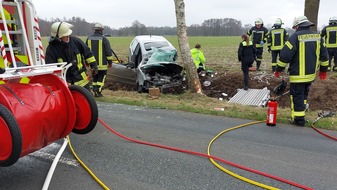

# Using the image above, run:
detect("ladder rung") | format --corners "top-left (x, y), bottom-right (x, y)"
top-left (7, 30), bottom-right (23, 35)
top-left (0, 20), bottom-right (18, 24)
top-left (5, 47), bottom-right (21, 51)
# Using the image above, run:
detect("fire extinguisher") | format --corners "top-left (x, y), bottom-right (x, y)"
top-left (266, 97), bottom-right (278, 126)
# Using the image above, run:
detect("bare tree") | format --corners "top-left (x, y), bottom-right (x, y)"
top-left (174, 0), bottom-right (202, 93)
top-left (304, 0), bottom-right (320, 31)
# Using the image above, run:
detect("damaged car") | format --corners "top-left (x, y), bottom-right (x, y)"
top-left (109, 35), bottom-right (185, 94)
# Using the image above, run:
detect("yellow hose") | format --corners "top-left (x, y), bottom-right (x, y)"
top-left (207, 120), bottom-right (280, 190)
top-left (67, 136), bottom-right (110, 190)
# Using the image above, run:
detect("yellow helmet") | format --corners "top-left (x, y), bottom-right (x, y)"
top-left (51, 22), bottom-right (73, 38)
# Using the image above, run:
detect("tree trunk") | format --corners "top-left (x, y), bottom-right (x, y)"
top-left (174, 0), bottom-right (202, 93)
top-left (304, 0), bottom-right (320, 31)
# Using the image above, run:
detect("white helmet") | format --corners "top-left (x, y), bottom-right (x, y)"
top-left (329, 16), bottom-right (337, 24)
top-left (51, 22), bottom-right (73, 38)
top-left (93, 22), bottom-right (104, 30)
top-left (274, 18), bottom-right (283, 25)
top-left (292, 16), bottom-right (314, 29)
top-left (255, 18), bottom-right (263, 25)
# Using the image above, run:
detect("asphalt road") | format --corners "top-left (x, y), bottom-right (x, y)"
top-left (1, 102), bottom-right (337, 190)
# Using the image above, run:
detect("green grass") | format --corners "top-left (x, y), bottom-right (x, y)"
top-left (41, 36), bottom-right (336, 130)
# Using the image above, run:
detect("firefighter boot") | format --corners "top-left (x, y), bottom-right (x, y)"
top-left (333, 66), bottom-right (337, 72)
top-left (256, 61), bottom-right (261, 71)
top-left (272, 66), bottom-right (276, 72)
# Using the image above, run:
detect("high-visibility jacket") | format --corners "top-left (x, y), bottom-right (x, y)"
top-left (267, 27), bottom-right (289, 51)
top-left (276, 27), bottom-right (329, 83)
top-left (321, 23), bottom-right (337, 48)
top-left (238, 41), bottom-right (256, 63)
top-left (86, 31), bottom-right (113, 70)
top-left (45, 36), bottom-right (97, 86)
top-left (190, 48), bottom-right (206, 70)
top-left (247, 26), bottom-right (269, 48)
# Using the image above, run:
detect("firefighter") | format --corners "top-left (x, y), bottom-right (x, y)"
top-left (45, 22), bottom-right (98, 92)
top-left (238, 34), bottom-right (256, 90)
top-left (321, 16), bottom-right (337, 72)
top-left (247, 18), bottom-right (269, 71)
top-left (86, 23), bottom-right (113, 97)
top-left (267, 18), bottom-right (289, 72)
top-left (274, 16), bottom-right (329, 127)
top-left (190, 43), bottom-right (206, 73)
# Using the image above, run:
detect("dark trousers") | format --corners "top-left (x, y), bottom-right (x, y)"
top-left (271, 50), bottom-right (281, 72)
top-left (327, 48), bottom-right (337, 69)
top-left (241, 61), bottom-right (252, 87)
top-left (290, 82), bottom-right (311, 124)
top-left (92, 70), bottom-right (107, 94)
top-left (255, 47), bottom-right (263, 69)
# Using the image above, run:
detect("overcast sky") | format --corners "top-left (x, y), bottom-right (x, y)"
top-left (33, 0), bottom-right (335, 29)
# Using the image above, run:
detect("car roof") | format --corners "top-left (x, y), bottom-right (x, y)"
top-left (134, 35), bottom-right (169, 43)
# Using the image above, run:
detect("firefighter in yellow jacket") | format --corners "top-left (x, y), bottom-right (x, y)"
top-left (247, 18), bottom-right (269, 71)
top-left (86, 23), bottom-right (113, 97)
top-left (267, 18), bottom-right (289, 72)
top-left (274, 16), bottom-right (329, 126)
top-left (190, 43), bottom-right (206, 73)
top-left (45, 22), bottom-right (97, 91)
top-left (321, 16), bottom-right (337, 72)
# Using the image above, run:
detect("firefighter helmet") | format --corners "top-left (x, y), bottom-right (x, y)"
top-left (51, 22), bottom-right (73, 38)
top-left (329, 16), bottom-right (337, 24)
top-left (292, 16), bottom-right (314, 29)
top-left (274, 18), bottom-right (283, 25)
top-left (93, 22), bottom-right (104, 30)
top-left (255, 18), bottom-right (263, 25)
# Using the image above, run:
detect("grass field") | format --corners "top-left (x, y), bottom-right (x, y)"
top-left (42, 36), bottom-right (272, 72)
top-left (41, 36), bottom-right (336, 130)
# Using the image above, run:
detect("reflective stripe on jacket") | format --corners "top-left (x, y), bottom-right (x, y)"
top-left (276, 27), bottom-right (329, 83)
top-left (86, 31), bottom-right (113, 70)
top-left (267, 27), bottom-right (289, 51)
top-left (321, 24), bottom-right (337, 48)
top-left (247, 26), bottom-right (269, 48)
top-left (45, 36), bottom-right (97, 86)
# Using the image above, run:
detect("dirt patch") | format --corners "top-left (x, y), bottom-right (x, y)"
top-left (105, 71), bottom-right (337, 111)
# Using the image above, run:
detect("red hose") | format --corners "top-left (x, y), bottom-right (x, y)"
top-left (311, 125), bottom-right (337, 141)
top-left (98, 118), bottom-right (313, 190)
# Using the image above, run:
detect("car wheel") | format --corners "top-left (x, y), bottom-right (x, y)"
top-left (0, 104), bottom-right (22, 167)
top-left (69, 85), bottom-right (98, 134)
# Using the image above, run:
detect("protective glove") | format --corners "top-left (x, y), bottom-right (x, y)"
top-left (260, 41), bottom-right (264, 45)
top-left (319, 71), bottom-right (327, 80)
top-left (268, 46), bottom-right (271, 53)
top-left (108, 63), bottom-right (112, 68)
top-left (274, 71), bottom-right (280, 78)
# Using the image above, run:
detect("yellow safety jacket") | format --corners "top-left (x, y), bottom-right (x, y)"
top-left (45, 36), bottom-right (97, 86)
top-left (86, 31), bottom-right (113, 71)
top-left (190, 48), bottom-right (206, 70)
top-left (321, 23), bottom-right (337, 48)
top-left (267, 27), bottom-right (289, 51)
top-left (276, 27), bottom-right (329, 83)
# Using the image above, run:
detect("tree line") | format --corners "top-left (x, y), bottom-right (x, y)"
top-left (38, 17), bottom-right (283, 37)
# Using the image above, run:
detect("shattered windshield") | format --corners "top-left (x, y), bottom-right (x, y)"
top-left (147, 47), bottom-right (177, 64)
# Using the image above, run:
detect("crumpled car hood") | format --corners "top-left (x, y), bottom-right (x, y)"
top-left (140, 62), bottom-right (183, 74)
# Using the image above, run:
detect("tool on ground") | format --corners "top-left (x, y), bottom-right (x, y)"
top-left (111, 48), bottom-right (123, 63)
